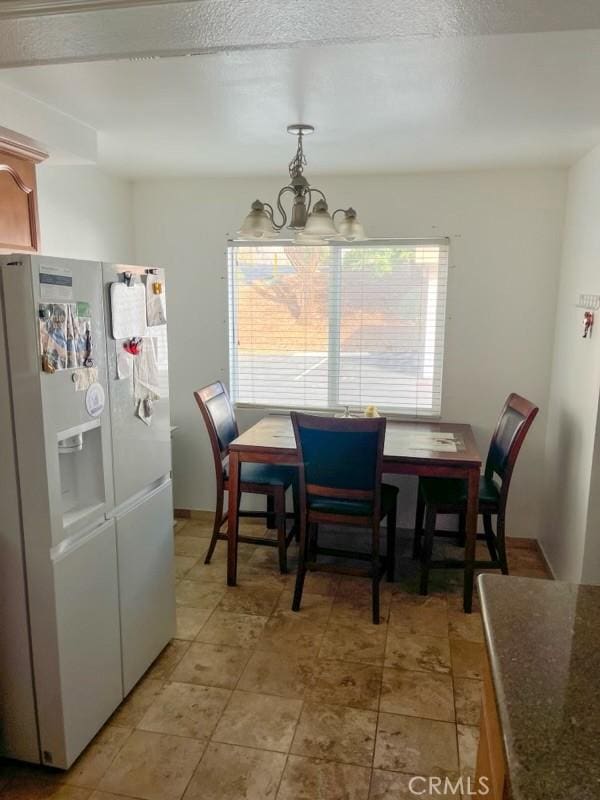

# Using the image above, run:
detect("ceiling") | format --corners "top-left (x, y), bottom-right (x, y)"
top-left (2, 28), bottom-right (600, 178)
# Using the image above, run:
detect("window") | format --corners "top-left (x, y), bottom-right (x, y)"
top-left (228, 240), bottom-right (448, 416)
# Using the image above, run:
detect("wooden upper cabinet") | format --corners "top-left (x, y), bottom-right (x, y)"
top-left (0, 127), bottom-right (48, 253)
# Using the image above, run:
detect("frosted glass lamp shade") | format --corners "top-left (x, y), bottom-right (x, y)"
top-left (335, 208), bottom-right (367, 240)
top-left (238, 200), bottom-right (278, 239)
top-left (302, 199), bottom-right (338, 239)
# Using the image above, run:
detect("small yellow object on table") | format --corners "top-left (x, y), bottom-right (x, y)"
top-left (364, 404), bottom-right (380, 418)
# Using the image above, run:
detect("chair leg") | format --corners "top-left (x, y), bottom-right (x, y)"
top-left (308, 522), bottom-right (319, 563)
top-left (483, 513), bottom-right (499, 563)
top-left (372, 522), bottom-right (381, 624)
top-left (275, 490), bottom-right (287, 574)
top-left (204, 488), bottom-right (225, 564)
top-left (413, 489), bottom-right (425, 559)
top-left (292, 479), bottom-right (301, 542)
top-left (386, 503), bottom-right (397, 582)
top-left (292, 515), bottom-right (309, 612)
top-left (419, 506), bottom-right (437, 595)
top-left (457, 512), bottom-right (466, 548)
top-left (266, 494), bottom-right (276, 530)
top-left (496, 513), bottom-right (509, 575)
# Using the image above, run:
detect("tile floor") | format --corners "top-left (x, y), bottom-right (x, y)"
top-left (1, 517), bottom-right (551, 800)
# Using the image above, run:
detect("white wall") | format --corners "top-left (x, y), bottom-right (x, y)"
top-left (542, 144), bottom-right (600, 583)
top-left (133, 169), bottom-right (566, 535)
top-left (37, 164), bottom-right (134, 263)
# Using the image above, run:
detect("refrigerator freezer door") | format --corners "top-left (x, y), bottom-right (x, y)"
top-left (116, 479), bottom-right (175, 694)
top-left (0, 281), bottom-right (39, 763)
top-left (103, 264), bottom-right (171, 507)
top-left (38, 518), bottom-right (122, 769)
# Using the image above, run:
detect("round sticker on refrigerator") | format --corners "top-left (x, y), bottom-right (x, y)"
top-left (85, 382), bottom-right (105, 417)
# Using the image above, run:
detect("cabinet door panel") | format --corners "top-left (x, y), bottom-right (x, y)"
top-left (0, 153), bottom-right (39, 251)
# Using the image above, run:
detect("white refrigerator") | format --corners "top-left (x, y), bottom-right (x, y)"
top-left (0, 254), bottom-right (175, 769)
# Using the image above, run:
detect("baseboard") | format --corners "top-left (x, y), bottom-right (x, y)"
top-left (174, 508), bottom-right (215, 523)
top-left (505, 536), bottom-right (538, 551)
top-left (173, 508), bottom-right (192, 519)
top-left (534, 539), bottom-right (556, 579)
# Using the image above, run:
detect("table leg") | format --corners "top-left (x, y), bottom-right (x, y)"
top-left (227, 450), bottom-right (241, 587)
top-left (463, 466), bottom-right (479, 613)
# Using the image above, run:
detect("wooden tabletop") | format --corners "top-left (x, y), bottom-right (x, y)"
top-left (230, 414), bottom-right (481, 468)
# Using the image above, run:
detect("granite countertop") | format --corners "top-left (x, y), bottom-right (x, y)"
top-left (478, 574), bottom-right (600, 800)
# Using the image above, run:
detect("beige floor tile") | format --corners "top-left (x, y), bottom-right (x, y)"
top-left (258, 611), bottom-right (326, 654)
top-left (238, 649), bottom-right (316, 699)
top-left (174, 556), bottom-right (198, 580)
top-left (301, 572), bottom-right (341, 597)
top-left (457, 724), bottom-right (479, 780)
top-left (174, 518), bottom-right (188, 534)
top-left (90, 793), bottom-right (140, 800)
top-left (448, 610), bottom-right (484, 643)
top-left (176, 606), bottom-right (212, 641)
top-left (216, 585), bottom-right (282, 616)
top-left (450, 639), bottom-right (485, 680)
top-left (277, 755), bottom-right (371, 800)
top-left (369, 770), bottom-right (460, 799)
top-left (3, 777), bottom-right (91, 800)
top-left (144, 639), bottom-right (190, 681)
top-left (63, 725), bottom-right (131, 789)
top-left (183, 742), bottom-right (286, 800)
top-left (374, 713), bottom-right (458, 775)
top-left (388, 594), bottom-right (449, 638)
top-left (306, 660), bottom-right (382, 711)
top-left (174, 536), bottom-right (207, 557)
top-left (138, 681), bottom-right (231, 740)
top-left (170, 642), bottom-right (250, 689)
top-left (319, 621), bottom-right (387, 665)
top-left (329, 586), bottom-right (392, 625)
top-left (385, 633), bottom-right (451, 674)
top-left (380, 668), bottom-right (454, 722)
top-left (454, 679), bottom-right (482, 726)
top-left (277, 591), bottom-right (334, 624)
top-left (184, 560), bottom-right (229, 583)
top-left (98, 730), bottom-right (203, 800)
top-left (177, 521), bottom-right (213, 539)
top-left (196, 610), bottom-right (268, 648)
top-left (291, 702), bottom-right (377, 767)
top-left (213, 690), bottom-right (302, 752)
top-left (176, 580), bottom-right (225, 611)
top-left (110, 678), bottom-right (164, 727)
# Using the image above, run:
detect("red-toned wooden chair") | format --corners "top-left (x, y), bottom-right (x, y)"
top-left (291, 412), bottom-right (398, 624)
top-left (413, 393), bottom-right (539, 594)
top-left (194, 382), bottom-right (297, 572)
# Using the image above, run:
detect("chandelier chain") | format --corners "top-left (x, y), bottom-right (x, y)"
top-left (288, 130), bottom-right (307, 179)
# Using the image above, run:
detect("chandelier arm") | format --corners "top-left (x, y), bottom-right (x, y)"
top-left (331, 208), bottom-right (346, 221)
top-left (309, 187), bottom-right (328, 208)
top-left (272, 185), bottom-right (294, 230)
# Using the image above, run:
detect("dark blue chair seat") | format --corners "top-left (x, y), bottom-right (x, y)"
top-left (418, 475), bottom-right (499, 510)
top-left (309, 482), bottom-right (399, 517)
top-left (224, 461), bottom-right (296, 488)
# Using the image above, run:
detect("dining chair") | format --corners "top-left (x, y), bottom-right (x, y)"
top-left (413, 393), bottom-right (539, 595)
top-left (194, 381), bottom-right (297, 572)
top-left (291, 412), bottom-right (398, 624)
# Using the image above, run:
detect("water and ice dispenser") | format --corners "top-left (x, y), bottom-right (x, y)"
top-left (58, 421), bottom-right (106, 530)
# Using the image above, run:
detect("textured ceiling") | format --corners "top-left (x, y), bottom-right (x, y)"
top-left (2, 29), bottom-right (600, 177)
top-left (2, 0), bottom-right (600, 67)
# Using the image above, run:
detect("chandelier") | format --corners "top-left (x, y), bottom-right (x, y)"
top-left (238, 124), bottom-right (366, 243)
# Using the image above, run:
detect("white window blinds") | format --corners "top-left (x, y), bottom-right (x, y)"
top-left (228, 240), bottom-right (448, 416)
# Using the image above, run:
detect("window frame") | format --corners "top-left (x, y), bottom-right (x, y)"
top-left (227, 237), bottom-right (449, 419)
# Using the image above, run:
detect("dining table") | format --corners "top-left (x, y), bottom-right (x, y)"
top-left (226, 414), bottom-right (482, 613)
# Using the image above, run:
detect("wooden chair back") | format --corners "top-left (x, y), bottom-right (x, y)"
top-left (194, 381), bottom-right (239, 483)
top-left (485, 393), bottom-right (538, 509)
top-left (291, 412), bottom-right (386, 521)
